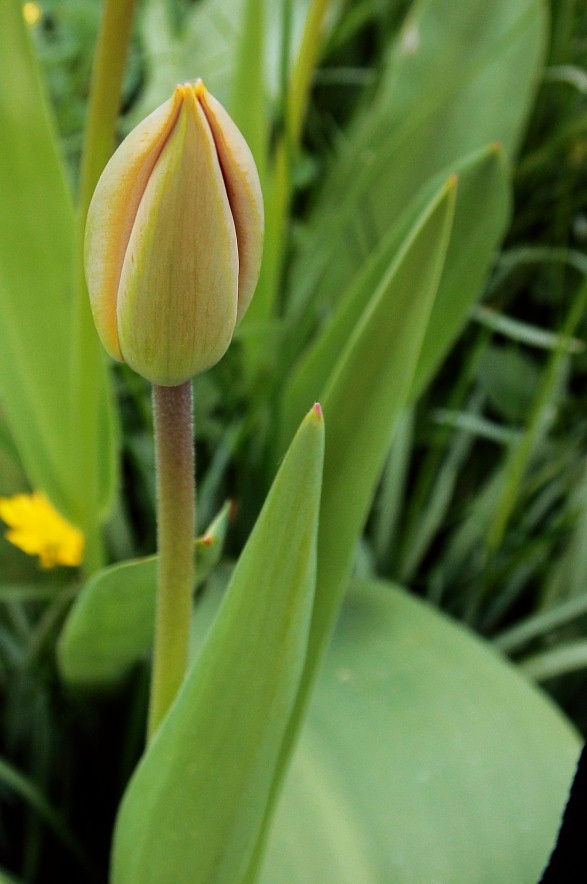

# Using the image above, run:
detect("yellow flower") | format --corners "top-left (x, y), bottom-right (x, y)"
top-left (22, 2), bottom-right (42, 28)
top-left (0, 492), bottom-right (84, 569)
top-left (85, 79), bottom-right (264, 386)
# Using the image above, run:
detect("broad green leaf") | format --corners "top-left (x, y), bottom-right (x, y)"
top-left (280, 143), bottom-right (510, 448)
top-left (288, 0), bottom-right (545, 334)
top-left (0, 0), bottom-right (117, 538)
top-left (112, 405), bottom-right (324, 884)
top-left (0, 0), bottom-right (76, 517)
top-left (260, 578), bottom-right (579, 883)
top-left (57, 504), bottom-right (230, 686)
top-left (308, 179), bottom-right (455, 675)
top-left (246, 176), bottom-right (456, 879)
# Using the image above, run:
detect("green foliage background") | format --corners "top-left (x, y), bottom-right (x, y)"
top-left (1, 0), bottom-right (587, 881)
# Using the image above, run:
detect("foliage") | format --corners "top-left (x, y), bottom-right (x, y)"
top-left (1, 0), bottom-right (587, 880)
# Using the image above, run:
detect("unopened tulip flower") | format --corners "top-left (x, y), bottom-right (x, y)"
top-left (85, 80), bottom-right (264, 385)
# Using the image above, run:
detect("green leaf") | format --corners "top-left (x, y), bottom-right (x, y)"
top-left (280, 143), bottom-right (509, 447)
top-left (57, 504), bottom-right (230, 687)
top-left (111, 405), bottom-right (324, 883)
top-left (0, 1), bottom-right (117, 539)
top-left (0, 0), bottom-right (76, 517)
top-left (247, 175), bottom-right (456, 880)
top-left (260, 578), bottom-right (579, 882)
top-left (410, 144), bottom-right (510, 398)
top-left (314, 179), bottom-right (454, 640)
top-left (288, 0), bottom-right (545, 334)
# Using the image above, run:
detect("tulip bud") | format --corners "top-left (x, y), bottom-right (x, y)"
top-left (85, 80), bottom-right (264, 386)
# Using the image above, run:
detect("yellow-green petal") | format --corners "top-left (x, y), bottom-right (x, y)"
top-left (84, 92), bottom-right (183, 360)
top-left (198, 83), bottom-right (264, 320)
top-left (116, 87), bottom-right (239, 385)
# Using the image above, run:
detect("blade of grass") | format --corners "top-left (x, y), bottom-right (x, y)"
top-left (486, 274), bottom-right (587, 554)
top-left (0, 756), bottom-right (92, 877)
top-left (70, 0), bottom-right (137, 570)
top-left (496, 594), bottom-right (587, 654)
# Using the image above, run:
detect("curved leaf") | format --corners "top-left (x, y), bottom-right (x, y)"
top-left (246, 175), bottom-right (456, 880)
top-left (57, 504), bottom-right (230, 686)
top-left (261, 578), bottom-right (579, 882)
top-left (280, 143), bottom-right (510, 447)
top-left (289, 0), bottom-right (545, 329)
top-left (0, 0), bottom-right (75, 516)
top-left (112, 405), bottom-right (324, 883)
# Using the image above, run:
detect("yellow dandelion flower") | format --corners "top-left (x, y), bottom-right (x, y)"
top-left (0, 492), bottom-right (84, 569)
top-left (22, 2), bottom-right (42, 27)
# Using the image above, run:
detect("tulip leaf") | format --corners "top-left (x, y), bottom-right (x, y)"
top-left (411, 144), bottom-right (510, 397)
top-left (288, 0), bottom-right (545, 334)
top-left (0, 0), bottom-right (117, 536)
top-left (245, 176), bottom-right (456, 879)
top-left (259, 577), bottom-right (579, 882)
top-left (57, 504), bottom-right (230, 687)
top-left (111, 405), bottom-right (324, 884)
top-left (280, 143), bottom-right (510, 449)
top-left (0, 0), bottom-right (76, 516)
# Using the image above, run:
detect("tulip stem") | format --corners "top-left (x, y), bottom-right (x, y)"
top-left (147, 381), bottom-right (195, 741)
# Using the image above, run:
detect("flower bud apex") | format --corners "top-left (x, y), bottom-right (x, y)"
top-left (84, 81), bottom-right (264, 386)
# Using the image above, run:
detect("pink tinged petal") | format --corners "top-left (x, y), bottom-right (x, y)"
top-left (196, 82), bottom-right (264, 321)
top-left (116, 87), bottom-right (239, 386)
top-left (84, 90), bottom-right (183, 360)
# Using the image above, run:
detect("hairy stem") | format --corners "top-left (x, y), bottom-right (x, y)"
top-left (148, 382), bottom-right (195, 741)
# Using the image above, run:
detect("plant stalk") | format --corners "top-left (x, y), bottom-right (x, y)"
top-left (147, 382), bottom-right (196, 741)
top-left (71, 0), bottom-right (137, 573)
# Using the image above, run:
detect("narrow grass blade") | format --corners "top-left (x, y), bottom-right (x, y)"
top-left (0, 756), bottom-right (89, 873)
top-left (523, 642), bottom-right (587, 682)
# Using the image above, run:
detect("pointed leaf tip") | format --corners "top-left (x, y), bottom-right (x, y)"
top-left (313, 402), bottom-right (323, 421)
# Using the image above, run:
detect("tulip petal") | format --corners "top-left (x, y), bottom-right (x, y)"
top-left (116, 88), bottom-right (239, 385)
top-left (197, 83), bottom-right (264, 321)
top-left (84, 91), bottom-right (183, 359)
